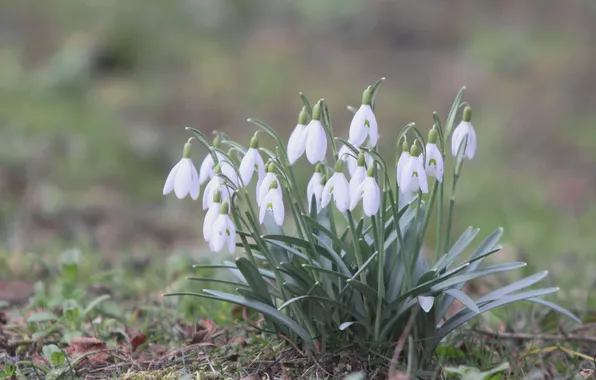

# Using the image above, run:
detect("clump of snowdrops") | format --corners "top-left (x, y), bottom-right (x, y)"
top-left (164, 79), bottom-right (579, 368)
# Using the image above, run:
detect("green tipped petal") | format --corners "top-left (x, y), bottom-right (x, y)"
top-left (269, 180), bottom-right (279, 190)
top-left (214, 164), bottom-right (222, 174)
top-left (366, 166), bottom-right (375, 177)
top-left (213, 189), bottom-right (222, 203)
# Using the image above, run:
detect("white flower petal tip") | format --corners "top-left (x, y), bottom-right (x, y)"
top-left (259, 189), bottom-right (285, 226)
top-left (307, 172), bottom-right (324, 214)
top-left (349, 104), bottom-right (378, 147)
top-left (396, 151), bottom-right (410, 187)
top-left (451, 121), bottom-right (477, 160)
top-left (287, 124), bottom-right (307, 165)
top-left (203, 202), bottom-right (220, 241)
top-left (425, 143), bottom-right (444, 183)
top-left (163, 158), bottom-right (200, 200)
top-left (210, 213), bottom-right (236, 254)
top-left (257, 172), bottom-right (280, 207)
top-left (305, 120), bottom-right (327, 164)
top-left (322, 172), bottom-right (350, 212)
top-left (348, 166), bottom-right (366, 211)
top-left (239, 147), bottom-right (265, 186)
top-left (399, 154), bottom-right (428, 194)
top-left (418, 296), bottom-right (434, 313)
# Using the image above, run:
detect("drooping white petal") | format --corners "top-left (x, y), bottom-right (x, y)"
top-left (307, 172), bottom-right (323, 213)
top-left (257, 173), bottom-right (280, 206)
top-left (361, 177), bottom-right (381, 216)
top-left (425, 143), bottom-right (444, 183)
top-left (225, 217), bottom-right (236, 253)
top-left (349, 105), bottom-right (378, 147)
top-left (348, 166), bottom-right (366, 210)
top-left (396, 151), bottom-right (410, 187)
top-left (190, 161), bottom-right (200, 200)
top-left (172, 158), bottom-right (200, 200)
top-left (400, 155), bottom-right (428, 194)
top-left (198, 154), bottom-right (214, 185)
top-left (203, 202), bottom-right (220, 241)
top-left (210, 214), bottom-right (227, 252)
top-left (287, 124), bottom-right (307, 164)
top-left (305, 120), bottom-right (327, 164)
top-left (451, 121), bottom-right (476, 160)
top-left (323, 173), bottom-right (349, 212)
top-left (203, 175), bottom-right (223, 210)
top-left (163, 160), bottom-right (181, 195)
top-left (418, 296), bottom-right (434, 313)
top-left (220, 160), bottom-right (239, 186)
top-left (259, 189), bottom-right (285, 226)
top-left (239, 148), bottom-right (264, 186)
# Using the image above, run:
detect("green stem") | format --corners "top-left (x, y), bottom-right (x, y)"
top-left (443, 170), bottom-right (461, 256)
top-left (435, 178), bottom-right (445, 263)
top-left (372, 214), bottom-right (384, 340)
top-left (347, 211), bottom-right (367, 286)
top-left (408, 190), bottom-right (423, 286)
top-left (416, 180), bottom-right (439, 257)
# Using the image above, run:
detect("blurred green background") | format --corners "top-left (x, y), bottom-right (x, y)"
top-left (1, 0), bottom-right (596, 308)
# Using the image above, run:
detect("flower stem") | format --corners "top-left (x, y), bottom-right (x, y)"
top-left (347, 211), bottom-right (367, 285)
top-left (372, 213), bottom-right (384, 340)
top-left (435, 178), bottom-right (445, 263)
top-left (443, 169), bottom-right (461, 256)
top-left (416, 180), bottom-right (439, 258)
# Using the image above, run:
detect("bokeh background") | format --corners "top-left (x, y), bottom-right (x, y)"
top-left (2, 0), bottom-right (596, 309)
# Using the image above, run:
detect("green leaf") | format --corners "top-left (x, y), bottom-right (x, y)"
top-left (278, 263), bottom-right (315, 289)
top-left (168, 290), bottom-right (315, 349)
top-left (235, 257), bottom-right (274, 306)
top-left (27, 312), bottom-right (58, 323)
top-left (433, 227), bottom-right (479, 272)
top-left (299, 92), bottom-right (313, 115)
top-left (475, 271), bottom-right (549, 303)
top-left (526, 297), bottom-right (581, 324)
top-left (444, 289), bottom-right (479, 314)
top-left (347, 279), bottom-right (382, 304)
top-left (303, 214), bottom-right (350, 254)
top-left (369, 77), bottom-right (385, 111)
top-left (42, 344), bottom-right (65, 368)
top-left (278, 295), bottom-right (368, 325)
top-left (83, 294), bottom-right (111, 316)
top-left (430, 262), bottom-right (527, 293)
top-left (265, 240), bottom-right (310, 262)
top-left (444, 86), bottom-right (466, 137)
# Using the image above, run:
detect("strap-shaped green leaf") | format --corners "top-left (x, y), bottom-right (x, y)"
top-left (444, 289), bottom-right (479, 314)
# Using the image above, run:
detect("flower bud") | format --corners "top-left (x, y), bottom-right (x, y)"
top-left (213, 135), bottom-right (222, 148)
top-left (315, 162), bottom-right (324, 173)
top-left (334, 159), bottom-right (345, 172)
top-left (428, 128), bottom-right (438, 144)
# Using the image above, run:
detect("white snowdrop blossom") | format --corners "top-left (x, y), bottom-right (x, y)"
top-left (257, 164), bottom-right (281, 207)
top-left (203, 190), bottom-right (221, 242)
top-left (425, 129), bottom-right (444, 183)
top-left (239, 135), bottom-right (265, 186)
top-left (348, 87), bottom-right (378, 147)
top-left (198, 136), bottom-right (224, 185)
top-left (399, 145), bottom-right (428, 194)
top-left (305, 102), bottom-right (327, 164)
top-left (350, 167), bottom-right (381, 216)
top-left (395, 139), bottom-right (410, 188)
top-left (287, 107), bottom-right (309, 165)
top-left (348, 153), bottom-right (367, 207)
top-left (322, 160), bottom-right (350, 212)
top-left (259, 182), bottom-right (285, 226)
top-left (306, 165), bottom-right (325, 213)
top-left (203, 165), bottom-right (233, 210)
top-left (163, 142), bottom-right (200, 200)
top-left (451, 106), bottom-right (476, 161)
top-left (209, 202), bottom-right (236, 254)
top-left (418, 296), bottom-right (434, 313)
top-left (339, 145), bottom-right (373, 176)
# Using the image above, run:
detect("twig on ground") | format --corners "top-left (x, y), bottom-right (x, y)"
top-left (278, 333), bottom-right (305, 357)
top-left (475, 329), bottom-right (596, 344)
top-left (388, 305), bottom-right (419, 379)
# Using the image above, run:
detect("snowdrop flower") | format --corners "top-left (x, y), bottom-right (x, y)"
top-left (418, 296), bottom-right (434, 313)
top-left (198, 136), bottom-right (223, 185)
top-left (425, 128), bottom-right (444, 183)
top-left (399, 143), bottom-right (428, 194)
top-left (348, 153), bottom-right (367, 204)
top-left (348, 87), bottom-right (378, 147)
top-left (287, 107), bottom-right (309, 165)
top-left (396, 139), bottom-right (410, 188)
top-left (305, 101), bottom-right (327, 164)
top-left (203, 189), bottom-right (221, 242)
top-left (339, 145), bottom-right (373, 177)
top-left (306, 164), bottom-right (325, 213)
top-left (257, 163), bottom-right (281, 207)
top-left (239, 134), bottom-right (265, 186)
top-left (203, 165), bottom-right (233, 210)
top-left (209, 202), bottom-right (236, 254)
top-left (163, 141), bottom-right (200, 200)
top-left (259, 181), bottom-right (285, 226)
top-left (451, 106), bottom-right (477, 161)
top-left (350, 166), bottom-right (381, 216)
top-left (322, 160), bottom-right (350, 212)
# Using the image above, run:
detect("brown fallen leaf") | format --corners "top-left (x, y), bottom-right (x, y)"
top-left (67, 337), bottom-right (112, 366)
top-left (0, 281), bottom-right (34, 303)
top-left (130, 332), bottom-right (146, 353)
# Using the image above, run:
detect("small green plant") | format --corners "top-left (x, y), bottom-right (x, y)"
top-left (164, 79), bottom-right (579, 370)
top-left (444, 362), bottom-right (510, 380)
